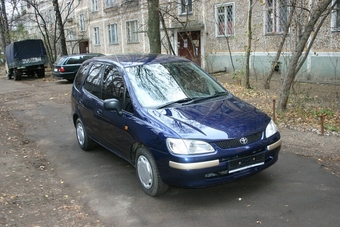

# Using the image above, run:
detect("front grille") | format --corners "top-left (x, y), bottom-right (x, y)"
top-left (214, 132), bottom-right (262, 149)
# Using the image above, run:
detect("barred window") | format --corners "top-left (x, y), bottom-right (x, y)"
top-left (126, 20), bottom-right (138, 43)
top-left (215, 3), bottom-right (234, 37)
top-left (108, 24), bottom-right (118, 44)
top-left (265, 0), bottom-right (288, 34)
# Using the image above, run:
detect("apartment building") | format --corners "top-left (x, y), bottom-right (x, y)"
top-left (22, 0), bottom-right (340, 81)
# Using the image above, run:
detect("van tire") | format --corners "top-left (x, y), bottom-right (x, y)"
top-left (75, 118), bottom-right (96, 151)
top-left (136, 147), bottom-right (168, 196)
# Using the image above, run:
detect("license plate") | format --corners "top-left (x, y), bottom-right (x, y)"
top-left (228, 153), bottom-right (265, 173)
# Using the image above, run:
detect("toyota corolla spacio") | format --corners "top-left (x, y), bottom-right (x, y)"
top-left (71, 54), bottom-right (282, 196)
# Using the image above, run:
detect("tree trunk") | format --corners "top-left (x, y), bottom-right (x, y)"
top-left (278, 0), bottom-right (333, 111)
top-left (0, 0), bottom-right (10, 49)
top-left (147, 0), bottom-right (161, 54)
top-left (245, 0), bottom-right (253, 89)
top-left (53, 0), bottom-right (68, 55)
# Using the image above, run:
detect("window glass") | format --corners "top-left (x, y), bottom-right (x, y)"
top-left (216, 3), bottom-right (234, 37)
top-left (265, 0), bottom-right (288, 34)
top-left (126, 20), bottom-right (138, 42)
top-left (67, 56), bottom-right (82, 64)
top-left (102, 64), bottom-right (133, 112)
top-left (83, 63), bottom-right (103, 98)
top-left (94, 27), bottom-right (100, 45)
top-left (108, 24), bottom-right (118, 44)
top-left (102, 64), bottom-right (125, 101)
top-left (180, 0), bottom-right (193, 14)
top-left (74, 62), bottom-right (90, 90)
top-left (125, 61), bottom-right (226, 108)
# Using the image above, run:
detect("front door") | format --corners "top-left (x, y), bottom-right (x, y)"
top-left (177, 31), bottom-right (201, 66)
top-left (79, 41), bottom-right (89, 53)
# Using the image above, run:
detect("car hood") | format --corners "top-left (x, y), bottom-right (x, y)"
top-left (146, 96), bottom-right (270, 140)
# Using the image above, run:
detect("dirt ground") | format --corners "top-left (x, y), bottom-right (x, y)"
top-left (0, 70), bottom-right (339, 226)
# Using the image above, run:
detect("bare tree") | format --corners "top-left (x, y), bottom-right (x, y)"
top-left (278, 0), bottom-right (336, 110)
top-left (24, 0), bottom-right (79, 66)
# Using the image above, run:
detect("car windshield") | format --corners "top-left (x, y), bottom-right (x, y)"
top-left (125, 61), bottom-right (228, 108)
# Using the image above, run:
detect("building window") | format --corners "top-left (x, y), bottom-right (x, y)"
top-left (94, 27), bottom-right (100, 45)
top-left (265, 0), bottom-right (288, 34)
top-left (105, 0), bottom-right (117, 8)
top-left (92, 0), bottom-right (98, 12)
top-left (179, 0), bottom-right (193, 15)
top-left (215, 3), bottom-right (234, 37)
top-left (80, 14), bottom-right (85, 31)
top-left (331, 0), bottom-right (340, 31)
top-left (48, 9), bottom-right (54, 24)
top-left (126, 20), bottom-right (138, 43)
top-left (108, 24), bottom-right (118, 44)
top-left (69, 31), bottom-right (74, 41)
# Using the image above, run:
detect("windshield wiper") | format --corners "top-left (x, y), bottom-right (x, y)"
top-left (184, 91), bottom-right (229, 104)
top-left (157, 97), bottom-right (193, 109)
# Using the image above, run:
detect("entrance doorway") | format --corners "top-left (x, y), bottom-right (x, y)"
top-left (79, 41), bottom-right (89, 53)
top-left (177, 31), bottom-right (201, 66)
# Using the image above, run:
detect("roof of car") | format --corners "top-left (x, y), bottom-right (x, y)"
top-left (63, 53), bottom-right (103, 58)
top-left (86, 54), bottom-right (191, 67)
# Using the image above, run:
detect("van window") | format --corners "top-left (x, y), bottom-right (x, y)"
top-left (74, 62), bottom-right (90, 90)
top-left (83, 63), bottom-right (103, 98)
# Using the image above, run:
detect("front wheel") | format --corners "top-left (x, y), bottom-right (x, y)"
top-left (75, 118), bottom-right (96, 151)
top-left (136, 148), bottom-right (168, 196)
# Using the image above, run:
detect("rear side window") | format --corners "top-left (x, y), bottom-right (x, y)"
top-left (55, 56), bottom-right (67, 65)
top-left (66, 56), bottom-right (82, 64)
top-left (83, 63), bottom-right (103, 98)
top-left (74, 62), bottom-right (90, 90)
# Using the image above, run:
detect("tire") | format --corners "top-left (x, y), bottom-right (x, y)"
top-left (37, 68), bottom-right (45, 78)
top-left (13, 70), bottom-right (21, 81)
top-left (75, 118), bottom-right (96, 151)
top-left (136, 147), bottom-right (169, 196)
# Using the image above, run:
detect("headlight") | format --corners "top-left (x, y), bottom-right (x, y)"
top-left (166, 138), bottom-right (215, 155)
top-left (265, 119), bottom-right (278, 138)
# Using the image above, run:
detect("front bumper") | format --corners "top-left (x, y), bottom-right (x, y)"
top-left (157, 137), bottom-right (282, 188)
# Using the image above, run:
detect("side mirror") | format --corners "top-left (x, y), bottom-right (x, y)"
top-left (104, 98), bottom-right (123, 116)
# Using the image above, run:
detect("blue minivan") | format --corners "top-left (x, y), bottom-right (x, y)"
top-left (71, 54), bottom-right (281, 196)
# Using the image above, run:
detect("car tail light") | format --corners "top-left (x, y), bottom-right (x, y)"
top-left (59, 67), bottom-right (65, 72)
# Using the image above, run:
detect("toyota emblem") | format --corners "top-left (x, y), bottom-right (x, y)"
top-left (239, 137), bottom-right (248, 145)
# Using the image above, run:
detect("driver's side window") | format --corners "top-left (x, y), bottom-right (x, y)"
top-left (102, 64), bottom-right (133, 113)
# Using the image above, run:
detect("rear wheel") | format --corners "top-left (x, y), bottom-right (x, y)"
top-left (136, 147), bottom-right (168, 196)
top-left (13, 69), bottom-right (21, 81)
top-left (75, 118), bottom-right (96, 151)
top-left (37, 68), bottom-right (45, 78)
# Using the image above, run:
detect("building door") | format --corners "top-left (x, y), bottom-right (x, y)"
top-left (177, 31), bottom-right (201, 66)
top-left (79, 41), bottom-right (89, 53)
